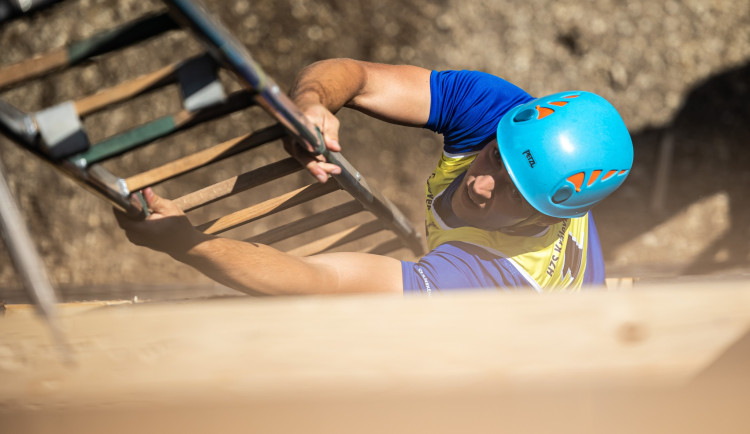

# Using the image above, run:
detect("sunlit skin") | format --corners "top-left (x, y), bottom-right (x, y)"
top-left (450, 139), bottom-right (563, 233)
top-left (116, 59), bottom-right (569, 295)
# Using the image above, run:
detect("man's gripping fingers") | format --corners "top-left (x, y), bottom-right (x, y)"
top-left (318, 115), bottom-right (341, 152)
top-left (283, 137), bottom-right (341, 183)
top-left (141, 188), bottom-right (184, 219)
top-left (301, 103), bottom-right (341, 152)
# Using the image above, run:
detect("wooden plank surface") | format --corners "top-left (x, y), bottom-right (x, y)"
top-left (0, 281), bottom-right (749, 433)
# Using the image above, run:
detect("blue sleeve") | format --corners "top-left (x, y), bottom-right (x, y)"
top-left (402, 217), bottom-right (606, 294)
top-left (582, 213), bottom-right (606, 287)
top-left (401, 242), bottom-right (534, 294)
top-left (425, 70), bottom-right (533, 154)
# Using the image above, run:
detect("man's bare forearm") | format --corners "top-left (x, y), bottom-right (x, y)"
top-left (171, 235), bottom-right (339, 296)
top-left (116, 188), bottom-right (341, 296)
top-left (291, 58), bottom-right (431, 127)
top-left (289, 58), bottom-right (367, 113)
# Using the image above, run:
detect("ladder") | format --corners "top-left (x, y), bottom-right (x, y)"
top-left (0, 0), bottom-right (425, 273)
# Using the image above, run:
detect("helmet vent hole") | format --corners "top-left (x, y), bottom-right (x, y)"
top-left (552, 186), bottom-right (574, 204)
top-left (513, 109), bottom-right (537, 122)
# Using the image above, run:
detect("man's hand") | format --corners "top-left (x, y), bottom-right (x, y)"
top-left (286, 58), bottom-right (430, 183)
top-left (114, 188), bottom-right (209, 257)
top-left (284, 102), bottom-right (343, 183)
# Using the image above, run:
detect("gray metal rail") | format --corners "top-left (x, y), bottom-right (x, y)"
top-left (0, 157), bottom-right (71, 362)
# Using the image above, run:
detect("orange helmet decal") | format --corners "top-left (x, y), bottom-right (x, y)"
top-left (536, 105), bottom-right (555, 119)
top-left (587, 170), bottom-right (602, 186)
top-left (602, 170), bottom-right (618, 181)
top-left (567, 172), bottom-right (586, 192)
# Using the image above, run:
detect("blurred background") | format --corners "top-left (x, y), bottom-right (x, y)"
top-left (1, 0), bottom-right (749, 300)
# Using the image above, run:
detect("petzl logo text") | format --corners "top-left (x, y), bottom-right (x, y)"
top-left (522, 150), bottom-right (536, 168)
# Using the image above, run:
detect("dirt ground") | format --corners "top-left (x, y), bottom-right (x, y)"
top-left (1, 0), bottom-right (749, 300)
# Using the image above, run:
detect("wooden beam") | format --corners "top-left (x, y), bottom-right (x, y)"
top-left (196, 181), bottom-right (340, 234)
top-left (606, 277), bottom-right (635, 290)
top-left (0, 282), bottom-right (749, 433)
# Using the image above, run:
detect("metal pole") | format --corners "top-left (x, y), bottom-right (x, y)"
top-left (0, 157), bottom-right (72, 363)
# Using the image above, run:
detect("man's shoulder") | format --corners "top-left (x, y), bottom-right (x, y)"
top-left (427, 69), bottom-right (534, 154)
top-left (432, 69), bottom-right (530, 98)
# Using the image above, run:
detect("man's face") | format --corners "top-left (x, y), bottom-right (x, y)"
top-left (450, 140), bottom-right (560, 232)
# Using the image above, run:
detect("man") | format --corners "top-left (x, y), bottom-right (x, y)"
top-left (116, 58), bottom-right (633, 295)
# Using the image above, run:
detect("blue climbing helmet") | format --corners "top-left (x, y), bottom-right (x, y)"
top-left (496, 91), bottom-right (633, 219)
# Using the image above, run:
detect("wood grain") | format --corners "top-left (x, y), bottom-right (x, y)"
top-left (0, 48), bottom-right (68, 90)
top-left (1, 282), bottom-right (748, 433)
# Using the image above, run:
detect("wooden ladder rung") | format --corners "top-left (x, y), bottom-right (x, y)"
top-left (125, 124), bottom-right (287, 191)
top-left (71, 90), bottom-right (256, 167)
top-left (171, 158), bottom-right (302, 212)
top-left (195, 181), bottom-right (340, 235)
top-left (286, 220), bottom-right (385, 257)
top-left (73, 58), bottom-right (185, 117)
top-left (246, 200), bottom-right (364, 245)
top-left (0, 48), bottom-right (68, 91)
top-left (0, 12), bottom-right (178, 91)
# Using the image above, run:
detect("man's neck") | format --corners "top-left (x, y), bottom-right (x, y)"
top-left (434, 172), bottom-right (467, 228)
top-left (435, 172), bottom-right (551, 236)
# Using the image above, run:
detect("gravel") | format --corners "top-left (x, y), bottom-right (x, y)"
top-left (1, 0), bottom-right (749, 297)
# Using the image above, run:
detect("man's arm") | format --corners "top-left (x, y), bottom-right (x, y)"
top-left (291, 58), bottom-right (432, 124)
top-left (287, 59), bottom-right (432, 182)
top-left (115, 188), bottom-right (404, 296)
